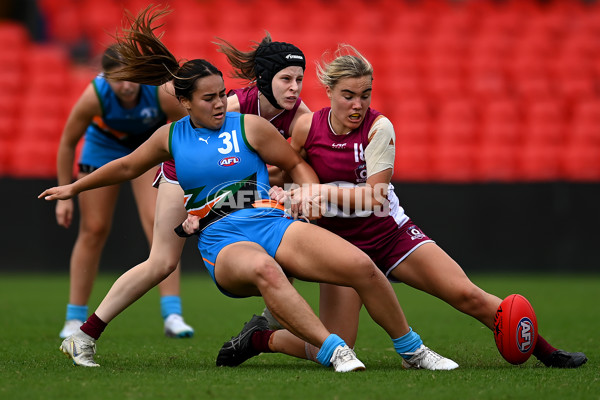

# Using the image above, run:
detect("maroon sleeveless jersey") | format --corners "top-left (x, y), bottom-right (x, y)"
top-left (304, 107), bottom-right (409, 253)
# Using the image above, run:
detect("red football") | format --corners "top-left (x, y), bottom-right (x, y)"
top-left (493, 294), bottom-right (538, 365)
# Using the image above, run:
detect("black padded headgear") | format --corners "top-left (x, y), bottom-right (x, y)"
top-left (254, 41), bottom-right (305, 109)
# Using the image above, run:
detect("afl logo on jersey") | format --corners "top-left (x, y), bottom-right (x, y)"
top-left (218, 156), bottom-right (241, 167)
top-left (516, 317), bottom-right (535, 353)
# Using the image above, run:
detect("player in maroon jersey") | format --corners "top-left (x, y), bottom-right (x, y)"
top-left (220, 44), bottom-right (587, 369)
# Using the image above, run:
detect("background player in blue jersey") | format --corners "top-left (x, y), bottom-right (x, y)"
top-left (40, 6), bottom-right (457, 372)
top-left (54, 44), bottom-right (194, 339)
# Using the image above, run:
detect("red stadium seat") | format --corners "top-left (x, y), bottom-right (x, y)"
top-left (517, 144), bottom-right (562, 181)
top-left (571, 99), bottom-right (600, 125)
top-left (393, 99), bottom-right (432, 145)
top-left (509, 58), bottom-right (553, 101)
top-left (480, 98), bottom-right (520, 123)
top-left (42, 4), bottom-right (84, 46)
top-left (523, 100), bottom-right (565, 146)
top-left (0, 114), bottom-right (16, 142)
top-left (0, 91), bottom-right (18, 119)
top-left (423, 52), bottom-right (465, 100)
top-left (430, 144), bottom-right (476, 182)
top-left (0, 139), bottom-right (12, 176)
top-left (378, 65), bottom-right (424, 99)
top-left (18, 107), bottom-right (67, 143)
top-left (0, 22), bottom-right (30, 49)
top-left (562, 144), bottom-right (600, 182)
top-left (393, 144), bottom-right (432, 182)
top-left (80, 0), bottom-right (125, 56)
top-left (0, 68), bottom-right (24, 93)
top-left (465, 55), bottom-right (509, 101)
top-left (469, 31), bottom-right (512, 61)
top-left (26, 45), bottom-right (70, 74)
top-left (513, 31), bottom-right (554, 59)
top-left (8, 139), bottom-right (58, 178)
top-left (388, 8), bottom-right (430, 36)
top-left (550, 56), bottom-right (596, 102)
top-left (433, 99), bottom-right (478, 145)
top-left (570, 121), bottom-right (600, 147)
top-left (480, 116), bottom-right (521, 147)
top-left (475, 143), bottom-right (519, 182)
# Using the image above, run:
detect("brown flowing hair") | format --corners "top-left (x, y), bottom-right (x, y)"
top-left (214, 33), bottom-right (273, 84)
top-left (105, 5), bottom-right (222, 101)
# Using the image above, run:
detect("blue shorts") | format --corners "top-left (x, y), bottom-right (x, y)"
top-left (79, 126), bottom-right (133, 169)
top-left (197, 207), bottom-right (297, 297)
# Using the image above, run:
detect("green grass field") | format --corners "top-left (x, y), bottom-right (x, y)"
top-left (0, 272), bottom-right (597, 400)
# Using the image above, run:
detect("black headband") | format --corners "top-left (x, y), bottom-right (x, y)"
top-left (254, 41), bottom-right (305, 109)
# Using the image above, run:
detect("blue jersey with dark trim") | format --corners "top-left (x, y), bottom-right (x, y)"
top-left (87, 74), bottom-right (167, 150)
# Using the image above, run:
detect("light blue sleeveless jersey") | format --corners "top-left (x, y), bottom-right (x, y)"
top-left (169, 112), bottom-right (270, 223)
top-left (170, 112), bottom-right (297, 297)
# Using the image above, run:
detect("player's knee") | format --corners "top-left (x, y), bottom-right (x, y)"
top-left (147, 255), bottom-right (178, 276)
top-left (352, 252), bottom-right (380, 281)
top-left (455, 286), bottom-right (489, 315)
top-left (252, 258), bottom-right (286, 290)
top-left (156, 260), bottom-right (178, 276)
top-left (79, 220), bottom-right (111, 241)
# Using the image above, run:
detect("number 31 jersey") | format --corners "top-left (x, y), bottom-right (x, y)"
top-left (169, 112), bottom-right (270, 219)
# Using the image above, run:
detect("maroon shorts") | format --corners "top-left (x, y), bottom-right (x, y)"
top-left (365, 220), bottom-right (434, 282)
top-left (152, 160), bottom-right (178, 188)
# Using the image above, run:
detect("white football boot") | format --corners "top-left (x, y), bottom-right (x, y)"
top-left (401, 344), bottom-right (459, 370)
top-left (59, 319), bottom-right (84, 339)
top-left (164, 314), bottom-right (194, 338)
top-left (59, 330), bottom-right (99, 367)
top-left (330, 345), bottom-right (366, 372)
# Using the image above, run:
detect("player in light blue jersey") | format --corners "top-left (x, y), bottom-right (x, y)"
top-left (40, 6), bottom-right (454, 372)
top-left (54, 44), bottom-right (194, 340)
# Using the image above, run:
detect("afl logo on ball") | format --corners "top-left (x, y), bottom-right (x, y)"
top-left (218, 156), bottom-right (241, 167)
top-left (516, 317), bottom-right (535, 353)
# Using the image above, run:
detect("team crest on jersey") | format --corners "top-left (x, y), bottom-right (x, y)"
top-left (354, 164), bottom-right (367, 183)
top-left (218, 156), bottom-right (241, 167)
top-left (407, 226), bottom-right (426, 240)
top-left (516, 317), bottom-right (535, 353)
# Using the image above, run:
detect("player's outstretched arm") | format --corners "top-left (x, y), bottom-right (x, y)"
top-left (39, 125), bottom-right (172, 201)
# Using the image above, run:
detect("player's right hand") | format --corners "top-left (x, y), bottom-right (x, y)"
top-left (38, 184), bottom-right (77, 202)
top-left (182, 214), bottom-right (200, 235)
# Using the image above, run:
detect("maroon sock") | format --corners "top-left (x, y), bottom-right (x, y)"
top-left (251, 330), bottom-right (275, 353)
top-left (80, 313), bottom-right (108, 340)
top-left (533, 335), bottom-right (558, 360)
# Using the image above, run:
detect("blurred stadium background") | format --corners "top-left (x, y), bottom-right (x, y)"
top-left (0, 0), bottom-right (598, 272)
